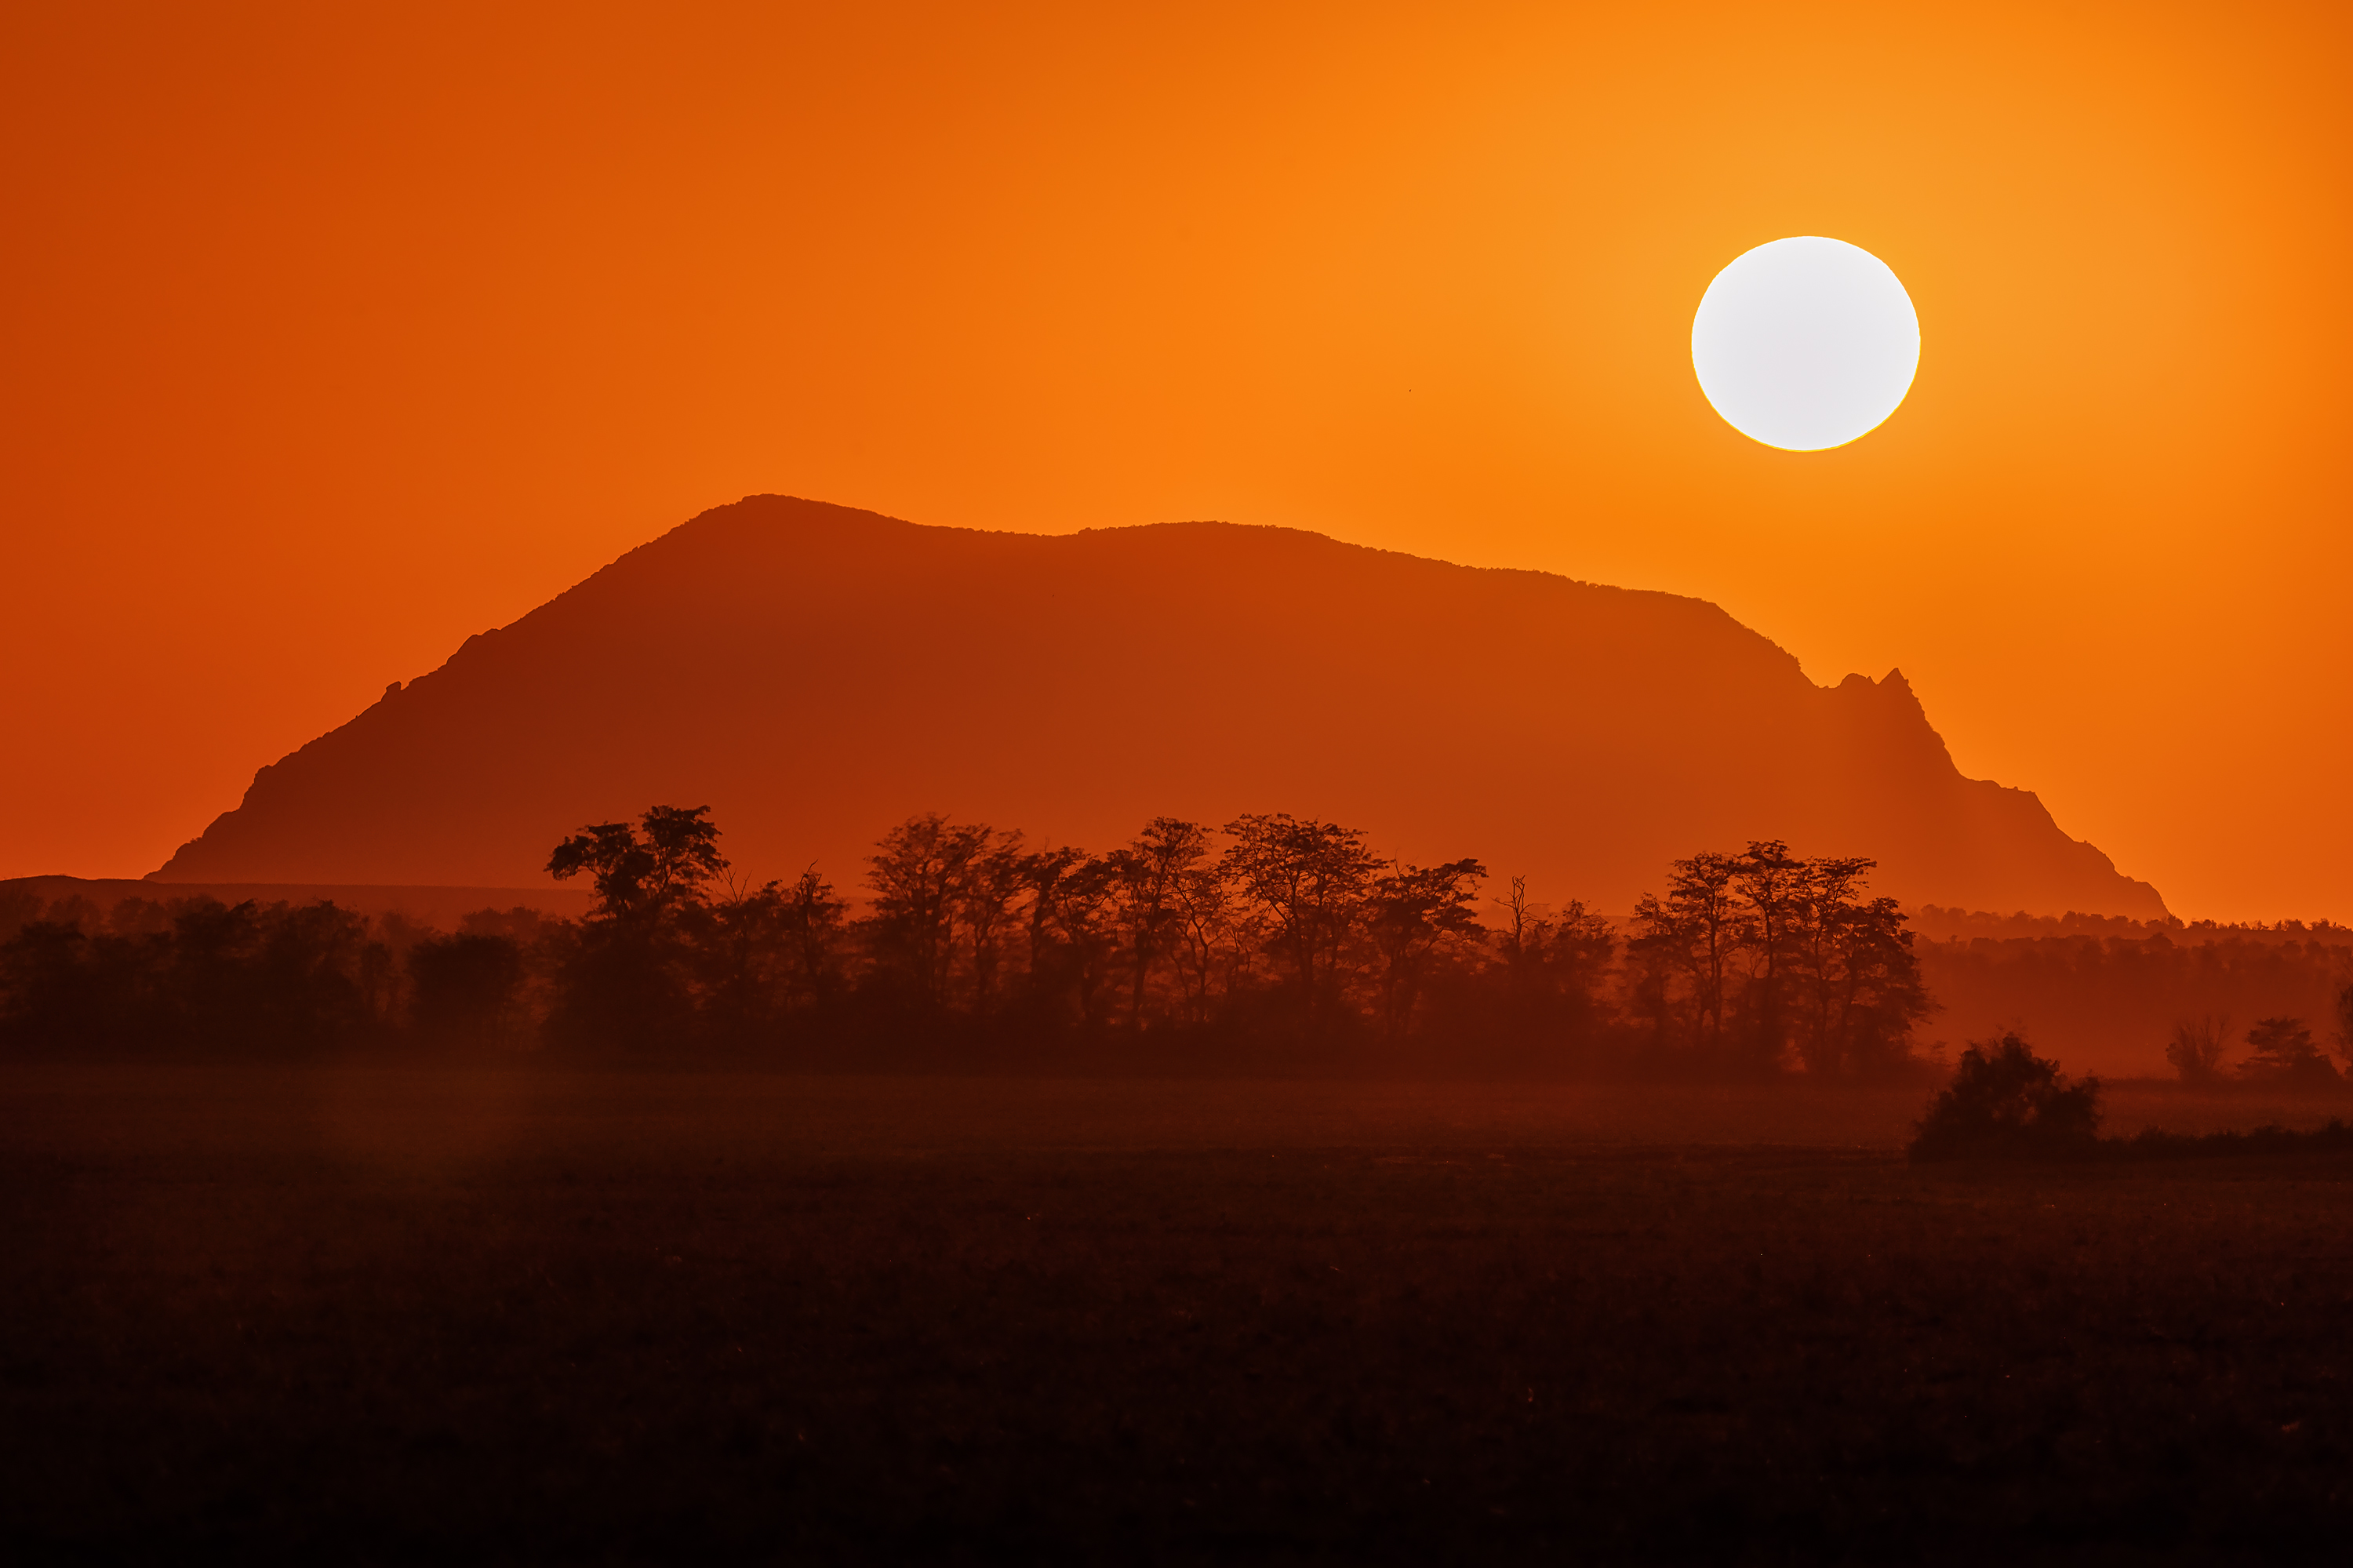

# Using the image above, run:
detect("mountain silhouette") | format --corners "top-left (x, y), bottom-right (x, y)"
top-left (152, 497), bottom-right (2166, 918)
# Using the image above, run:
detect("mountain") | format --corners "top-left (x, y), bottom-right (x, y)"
top-left (152, 496), bottom-right (2166, 919)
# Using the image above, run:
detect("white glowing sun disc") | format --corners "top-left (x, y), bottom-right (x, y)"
top-left (1691, 237), bottom-right (1919, 450)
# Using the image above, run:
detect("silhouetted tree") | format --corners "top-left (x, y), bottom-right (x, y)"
top-left (1483, 877), bottom-right (1618, 1063)
top-left (1628, 850), bottom-right (1741, 1060)
top-left (1106, 817), bottom-right (1211, 1028)
top-left (2238, 1015), bottom-right (2339, 1090)
top-left (0, 922), bottom-right (114, 1047)
top-left (544, 805), bottom-right (724, 1051)
top-left (0, 897), bottom-right (376, 1056)
top-left (4, 809), bottom-right (1980, 1082)
top-left (778, 869), bottom-right (852, 1012)
top-left (1366, 858), bottom-right (1486, 1038)
top-left (864, 814), bottom-right (992, 1010)
top-left (681, 887), bottom-right (789, 1044)
top-left (2165, 1014), bottom-right (2231, 1088)
top-left (164, 900), bottom-right (268, 1046)
top-left (1910, 1032), bottom-right (2101, 1161)
top-left (1729, 840), bottom-right (1807, 1069)
top-left (1633, 848), bottom-right (1927, 1079)
top-left (104, 897), bottom-right (175, 939)
top-left (1020, 846), bottom-right (1118, 1028)
top-left (1168, 853), bottom-right (1251, 1026)
top-left (0, 889), bottom-right (41, 944)
top-left (1789, 856), bottom-right (1874, 1075)
top-left (1784, 855), bottom-right (1932, 1079)
top-left (1220, 814), bottom-right (1380, 1028)
top-left (956, 831), bottom-right (1030, 1015)
top-left (669, 871), bottom-right (848, 1050)
top-left (155, 899), bottom-right (371, 1053)
top-left (548, 804), bottom-right (727, 922)
top-left (255, 902), bottom-right (374, 1050)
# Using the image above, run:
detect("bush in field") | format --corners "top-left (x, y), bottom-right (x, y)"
top-left (2237, 1015), bottom-right (2340, 1091)
top-left (1910, 1032), bottom-right (2101, 1162)
top-left (2165, 1015), bottom-right (2231, 1088)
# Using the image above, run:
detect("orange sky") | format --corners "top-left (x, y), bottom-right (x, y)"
top-left (5, 1), bottom-right (2350, 920)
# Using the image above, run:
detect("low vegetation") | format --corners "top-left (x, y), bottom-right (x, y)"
top-left (12, 806), bottom-right (2353, 1091)
top-left (1912, 1031), bottom-right (2353, 1162)
top-left (1909, 1032), bottom-right (2103, 1161)
top-left (1919, 922), bottom-right (2353, 1086)
top-left (0, 806), bottom-right (1940, 1079)
top-left (2111, 1118), bottom-right (2353, 1159)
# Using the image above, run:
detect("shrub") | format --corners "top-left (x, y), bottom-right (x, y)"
top-left (2164, 1014), bottom-right (2230, 1088)
top-left (2237, 1016), bottom-right (2341, 1091)
top-left (1909, 1031), bottom-right (2101, 1162)
top-left (2117, 1119), bottom-right (2353, 1160)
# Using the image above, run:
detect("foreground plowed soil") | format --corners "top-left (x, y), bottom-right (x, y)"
top-left (3, 1068), bottom-right (2348, 1563)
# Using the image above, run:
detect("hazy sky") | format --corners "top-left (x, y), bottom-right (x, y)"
top-left (6, 1), bottom-right (2349, 919)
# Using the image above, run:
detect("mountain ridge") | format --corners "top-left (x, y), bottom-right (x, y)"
top-left (153, 496), bottom-right (2164, 919)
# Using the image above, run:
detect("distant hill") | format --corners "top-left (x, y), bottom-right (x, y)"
top-left (152, 497), bottom-right (2166, 919)
top-left (1, 877), bottom-right (587, 934)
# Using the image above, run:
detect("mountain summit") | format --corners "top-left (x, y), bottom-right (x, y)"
top-left (154, 496), bottom-right (2165, 918)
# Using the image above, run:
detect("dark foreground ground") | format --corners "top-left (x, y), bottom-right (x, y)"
top-left (3, 1068), bottom-right (2350, 1565)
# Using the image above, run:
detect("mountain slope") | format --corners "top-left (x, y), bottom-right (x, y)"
top-left (153, 496), bottom-right (2165, 917)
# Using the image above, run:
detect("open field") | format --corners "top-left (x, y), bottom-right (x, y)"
top-left (4, 1067), bottom-right (2351, 1563)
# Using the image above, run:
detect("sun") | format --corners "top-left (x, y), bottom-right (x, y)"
top-left (1691, 237), bottom-right (1920, 451)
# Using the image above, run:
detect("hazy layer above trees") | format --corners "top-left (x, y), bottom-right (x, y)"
top-left (149, 497), bottom-right (2163, 918)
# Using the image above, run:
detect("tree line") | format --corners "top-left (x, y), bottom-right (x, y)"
top-left (0, 806), bottom-right (1940, 1077)
top-left (1916, 927), bottom-right (2353, 1091)
top-left (2161, 1013), bottom-right (2350, 1091)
